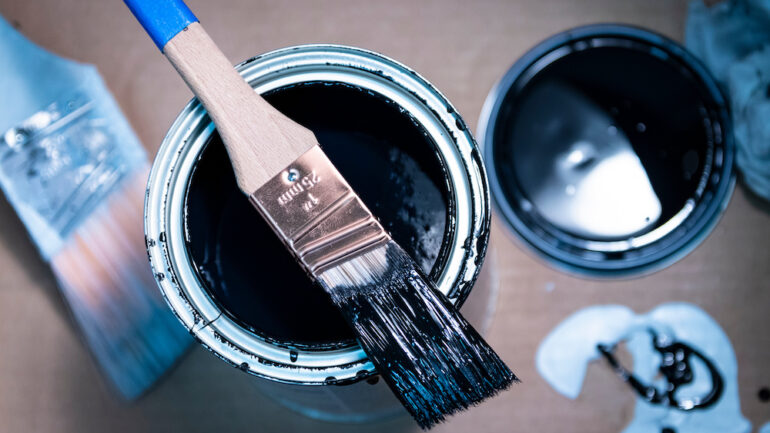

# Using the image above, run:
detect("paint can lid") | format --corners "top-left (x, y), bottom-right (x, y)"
top-left (478, 24), bottom-right (735, 277)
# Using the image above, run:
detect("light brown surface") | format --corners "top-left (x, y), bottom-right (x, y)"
top-left (0, 1), bottom-right (768, 432)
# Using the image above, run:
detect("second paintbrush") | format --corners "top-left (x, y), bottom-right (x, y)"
top-left (124, 0), bottom-right (517, 428)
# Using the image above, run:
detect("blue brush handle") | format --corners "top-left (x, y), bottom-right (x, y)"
top-left (124, 0), bottom-right (198, 51)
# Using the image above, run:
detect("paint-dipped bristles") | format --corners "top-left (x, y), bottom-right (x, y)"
top-left (50, 170), bottom-right (191, 398)
top-left (319, 241), bottom-right (517, 428)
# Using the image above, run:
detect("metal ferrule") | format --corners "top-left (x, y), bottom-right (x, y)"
top-left (249, 145), bottom-right (390, 275)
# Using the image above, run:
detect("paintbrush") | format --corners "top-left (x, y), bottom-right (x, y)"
top-left (0, 14), bottom-right (191, 399)
top-left (124, 0), bottom-right (516, 427)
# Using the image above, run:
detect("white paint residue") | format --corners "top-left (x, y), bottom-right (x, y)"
top-left (535, 303), bottom-right (751, 433)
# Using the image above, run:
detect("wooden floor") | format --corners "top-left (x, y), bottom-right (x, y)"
top-left (1, 0), bottom-right (768, 432)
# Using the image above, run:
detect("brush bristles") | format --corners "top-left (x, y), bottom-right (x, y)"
top-left (318, 241), bottom-right (517, 429)
top-left (49, 171), bottom-right (190, 399)
top-left (317, 246), bottom-right (390, 292)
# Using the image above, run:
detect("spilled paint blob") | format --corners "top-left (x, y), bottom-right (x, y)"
top-left (536, 303), bottom-right (751, 433)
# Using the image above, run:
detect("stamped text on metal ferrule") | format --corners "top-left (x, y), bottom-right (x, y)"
top-left (249, 145), bottom-right (390, 275)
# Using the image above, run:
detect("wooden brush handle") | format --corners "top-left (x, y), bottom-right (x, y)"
top-left (124, 0), bottom-right (315, 193)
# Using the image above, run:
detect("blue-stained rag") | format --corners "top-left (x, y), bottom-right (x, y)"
top-left (686, 0), bottom-right (770, 200)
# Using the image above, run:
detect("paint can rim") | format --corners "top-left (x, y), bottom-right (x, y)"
top-left (145, 44), bottom-right (491, 384)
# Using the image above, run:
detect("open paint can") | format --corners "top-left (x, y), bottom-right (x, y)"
top-left (479, 24), bottom-right (735, 277)
top-left (145, 45), bottom-right (495, 421)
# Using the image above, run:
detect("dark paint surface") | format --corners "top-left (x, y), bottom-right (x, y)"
top-left (494, 45), bottom-right (714, 236)
top-left (184, 82), bottom-right (450, 347)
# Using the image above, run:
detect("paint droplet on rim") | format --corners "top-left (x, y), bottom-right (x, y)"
top-left (759, 387), bottom-right (770, 402)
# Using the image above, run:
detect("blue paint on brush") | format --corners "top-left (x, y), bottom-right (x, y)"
top-left (123, 0), bottom-right (198, 50)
